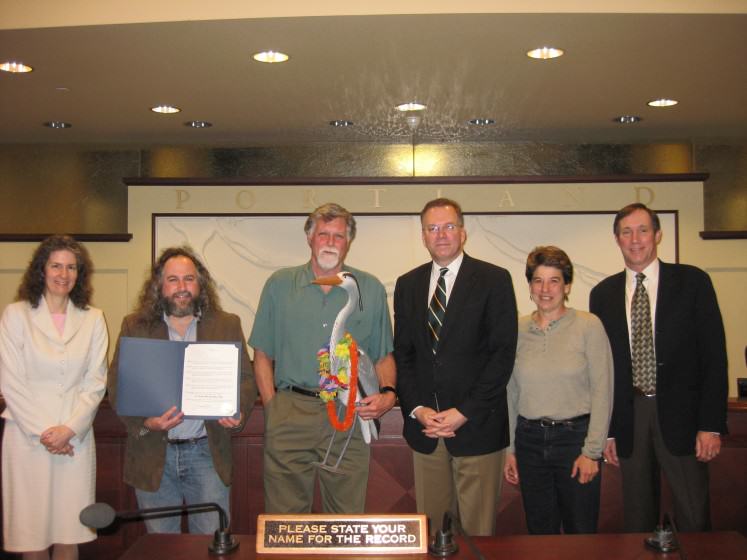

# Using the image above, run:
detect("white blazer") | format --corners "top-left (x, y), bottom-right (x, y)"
top-left (0, 297), bottom-right (108, 443)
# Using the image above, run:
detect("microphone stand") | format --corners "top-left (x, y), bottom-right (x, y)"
top-left (428, 512), bottom-right (458, 557)
top-left (428, 512), bottom-right (485, 560)
top-left (644, 512), bottom-right (685, 559)
top-left (449, 514), bottom-right (486, 560)
top-left (81, 501), bottom-right (238, 555)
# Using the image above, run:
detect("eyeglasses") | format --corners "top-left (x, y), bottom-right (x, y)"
top-left (423, 223), bottom-right (460, 234)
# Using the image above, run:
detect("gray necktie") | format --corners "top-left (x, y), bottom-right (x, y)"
top-left (427, 267), bottom-right (448, 354)
top-left (631, 272), bottom-right (656, 394)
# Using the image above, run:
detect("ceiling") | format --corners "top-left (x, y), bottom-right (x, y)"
top-left (1, 7), bottom-right (746, 146)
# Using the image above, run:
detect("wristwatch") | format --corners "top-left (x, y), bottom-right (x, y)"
top-left (379, 385), bottom-right (397, 396)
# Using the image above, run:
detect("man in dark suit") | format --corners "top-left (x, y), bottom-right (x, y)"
top-left (589, 203), bottom-right (727, 532)
top-left (394, 198), bottom-right (518, 536)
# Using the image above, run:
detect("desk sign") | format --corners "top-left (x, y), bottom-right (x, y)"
top-left (256, 514), bottom-right (427, 554)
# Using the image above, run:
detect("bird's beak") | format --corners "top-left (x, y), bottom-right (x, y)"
top-left (313, 275), bottom-right (342, 286)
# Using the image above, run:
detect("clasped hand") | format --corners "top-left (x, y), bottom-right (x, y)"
top-left (415, 406), bottom-right (467, 438)
top-left (40, 425), bottom-right (75, 456)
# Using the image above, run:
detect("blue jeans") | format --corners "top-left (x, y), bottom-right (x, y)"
top-left (134, 438), bottom-right (229, 534)
top-left (515, 415), bottom-right (601, 534)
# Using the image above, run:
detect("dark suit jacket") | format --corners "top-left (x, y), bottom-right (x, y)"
top-left (589, 260), bottom-right (728, 457)
top-left (107, 310), bottom-right (258, 491)
top-left (394, 253), bottom-right (517, 456)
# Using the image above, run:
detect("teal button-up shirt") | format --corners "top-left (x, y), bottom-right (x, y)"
top-left (249, 262), bottom-right (393, 389)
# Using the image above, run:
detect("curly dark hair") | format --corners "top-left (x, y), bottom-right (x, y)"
top-left (526, 245), bottom-right (574, 282)
top-left (131, 246), bottom-right (222, 326)
top-left (16, 235), bottom-right (93, 309)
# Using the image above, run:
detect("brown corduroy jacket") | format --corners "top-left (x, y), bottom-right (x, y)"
top-left (106, 309), bottom-right (257, 491)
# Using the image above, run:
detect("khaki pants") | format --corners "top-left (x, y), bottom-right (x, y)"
top-left (263, 389), bottom-right (370, 513)
top-left (413, 439), bottom-right (504, 536)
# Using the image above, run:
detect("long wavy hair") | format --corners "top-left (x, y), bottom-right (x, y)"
top-left (16, 235), bottom-right (93, 309)
top-left (131, 246), bottom-right (222, 326)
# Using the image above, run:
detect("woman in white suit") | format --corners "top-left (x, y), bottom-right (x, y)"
top-left (1, 236), bottom-right (108, 560)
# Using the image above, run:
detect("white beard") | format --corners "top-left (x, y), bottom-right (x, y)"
top-left (317, 250), bottom-right (341, 272)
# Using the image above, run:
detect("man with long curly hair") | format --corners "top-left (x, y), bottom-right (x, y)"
top-left (107, 247), bottom-right (257, 534)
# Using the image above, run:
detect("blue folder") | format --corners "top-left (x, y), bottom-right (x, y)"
top-left (116, 336), bottom-right (240, 419)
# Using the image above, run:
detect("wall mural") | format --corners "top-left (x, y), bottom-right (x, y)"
top-left (154, 212), bottom-right (676, 342)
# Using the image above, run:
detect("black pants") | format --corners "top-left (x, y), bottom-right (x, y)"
top-left (619, 395), bottom-right (710, 532)
top-left (515, 415), bottom-right (601, 534)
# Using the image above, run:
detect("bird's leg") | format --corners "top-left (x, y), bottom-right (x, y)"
top-left (313, 403), bottom-right (356, 475)
top-left (317, 426), bottom-right (337, 466)
top-left (325, 413), bottom-right (357, 474)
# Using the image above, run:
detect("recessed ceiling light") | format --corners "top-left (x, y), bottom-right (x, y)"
top-left (252, 51), bottom-right (290, 63)
top-left (468, 118), bottom-right (495, 126)
top-left (43, 121), bottom-right (72, 129)
top-left (647, 98), bottom-right (678, 107)
top-left (526, 47), bottom-right (564, 60)
top-left (329, 120), bottom-right (354, 127)
top-left (184, 120), bottom-right (213, 128)
top-left (55, 87), bottom-right (70, 92)
top-left (0, 61), bottom-right (33, 73)
top-left (395, 102), bottom-right (426, 112)
top-left (613, 115), bottom-right (642, 124)
top-left (150, 105), bottom-right (181, 114)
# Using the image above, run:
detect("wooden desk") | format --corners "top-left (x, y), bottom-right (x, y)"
top-left (1, 398), bottom-right (745, 558)
top-left (120, 531), bottom-right (747, 559)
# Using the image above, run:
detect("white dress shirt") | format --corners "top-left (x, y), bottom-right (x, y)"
top-left (427, 252), bottom-right (464, 305)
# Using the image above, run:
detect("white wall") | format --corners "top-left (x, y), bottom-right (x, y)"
top-left (1, 179), bottom-right (744, 395)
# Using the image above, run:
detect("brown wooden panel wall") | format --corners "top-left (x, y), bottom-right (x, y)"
top-left (1, 399), bottom-right (745, 559)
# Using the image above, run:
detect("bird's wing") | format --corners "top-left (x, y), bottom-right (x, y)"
top-left (358, 416), bottom-right (378, 443)
top-left (356, 350), bottom-right (380, 443)
top-left (356, 349), bottom-right (379, 400)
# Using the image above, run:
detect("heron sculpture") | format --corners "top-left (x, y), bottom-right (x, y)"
top-left (312, 271), bottom-right (379, 474)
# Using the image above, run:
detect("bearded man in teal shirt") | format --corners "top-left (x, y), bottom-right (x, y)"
top-left (249, 203), bottom-right (396, 513)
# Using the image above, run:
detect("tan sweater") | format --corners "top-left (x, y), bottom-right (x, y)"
top-left (507, 308), bottom-right (613, 459)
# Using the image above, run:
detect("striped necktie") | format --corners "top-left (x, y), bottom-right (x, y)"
top-left (427, 267), bottom-right (448, 354)
top-left (631, 272), bottom-right (656, 394)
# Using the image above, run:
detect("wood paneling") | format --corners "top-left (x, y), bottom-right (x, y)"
top-left (1, 399), bottom-right (745, 559)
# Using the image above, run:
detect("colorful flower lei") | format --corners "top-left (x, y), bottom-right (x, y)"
top-left (317, 332), bottom-right (359, 431)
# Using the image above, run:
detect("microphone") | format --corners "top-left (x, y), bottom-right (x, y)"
top-left (79, 502), bottom-right (117, 529)
top-left (80, 501), bottom-right (239, 555)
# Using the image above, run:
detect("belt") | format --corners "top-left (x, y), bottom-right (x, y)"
top-left (167, 435), bottom-right (207, 445)
top-left (287, 385), bottom-right (321, 399)
top-left (522, 414), bottom-right (590, 428)
top-left (633, 387), bottom-right (656, 398)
